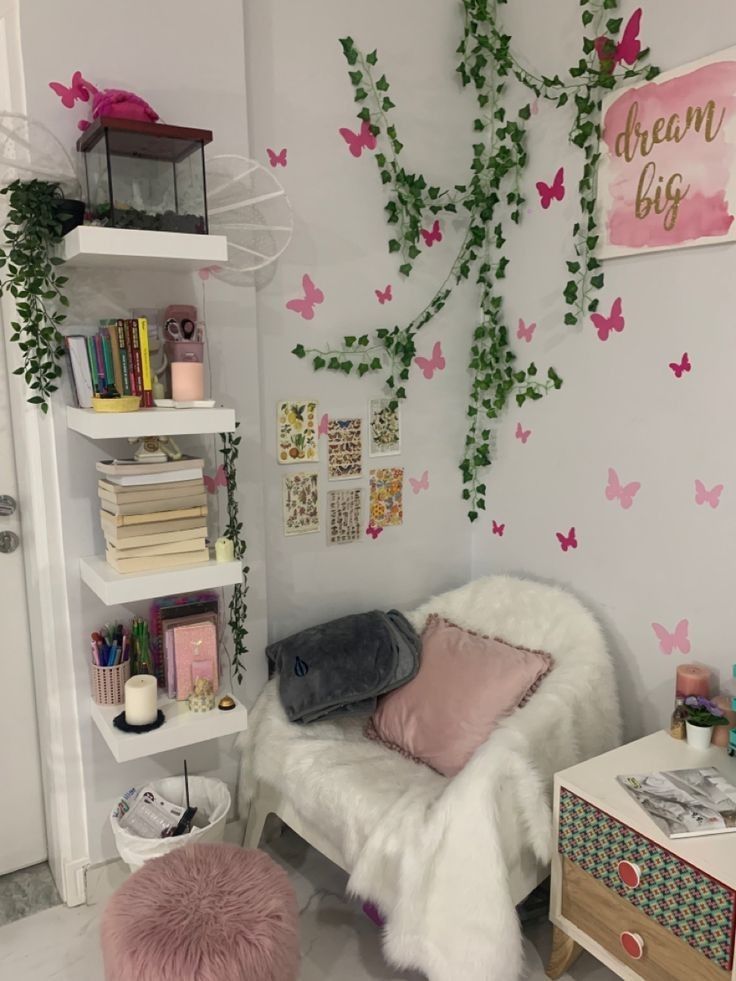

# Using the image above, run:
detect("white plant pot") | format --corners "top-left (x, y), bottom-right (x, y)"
top-left (686, 722), bottom-right (713, 750)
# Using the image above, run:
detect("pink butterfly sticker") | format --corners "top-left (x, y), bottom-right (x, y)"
top-left (695, 480), bottom-right (723, 509)
top-left (317, 413), bottom-right (329, 437)
top-left (536, 167), bottom-right (565, 209)
top-left (409, 470), bottom-right (429, 494)
top-left (375, 285), bottom-right (393, 305)
top-left (198, 265), bottom-right (222, 281)
top-left (420, 220), bottom-right (443, 247)
top-left (49, 70), bottom-right (92, 108)
top-left (266, 147), bottom-right (287, 167)
top-left (616, 8), bottom-right (643, 66)
top-left (339, 119), bottom-right (376, 158)
top-left (285, 274), bottom-right (324, 320)
top-left (515, 422), bottom-right (531, 444)
top-left (591, 297), bottom-right (624, 341)
top-left (366, 522), bottom-right (383, 540)
top-left (556, 527), bottom-right (578, 552)
top-left (652, 619), bottom-right (690, 655)
top-left (669, 352), bottom-right (691, 378)
top-left (605, 467), bottom-right (641, 510)
top-left (492, 520), bottom-right (505, 537)
top-left (517, 318), bottom-right (536, 343)
top-left (414, 341), bottom-right (446, 380)
top-left (203, 466), bottom-right (227, 494)
top-left (531, 99), bottom-right (539, 116)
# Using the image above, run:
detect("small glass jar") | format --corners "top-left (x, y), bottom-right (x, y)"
top-left (669, 696), bottom-right (687, 740)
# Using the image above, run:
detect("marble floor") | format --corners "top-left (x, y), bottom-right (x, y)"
top-left (0, 862), bottom-right (61, 927)
top-left (0, 831), bottom-right (616, 981)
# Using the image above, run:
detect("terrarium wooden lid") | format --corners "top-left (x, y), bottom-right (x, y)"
top-left (77, 117), bottom-right (213, 162)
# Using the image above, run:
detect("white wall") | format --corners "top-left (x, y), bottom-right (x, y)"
top-left (471, 1), bottom-right (736, 737)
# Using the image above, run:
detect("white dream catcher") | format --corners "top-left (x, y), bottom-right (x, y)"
top-left (0, 112), bottom-right (81, 198)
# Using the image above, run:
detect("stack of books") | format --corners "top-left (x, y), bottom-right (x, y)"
top-left (65, 318), bottom-right (154, 409)
top-left (97, 457), bottom-right (208, 574)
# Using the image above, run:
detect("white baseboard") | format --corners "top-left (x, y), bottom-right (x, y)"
top-left (62, 857), bottom-right (90, 908)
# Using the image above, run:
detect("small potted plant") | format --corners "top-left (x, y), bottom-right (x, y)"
top-left (684, 696), bottom-right (728, 749)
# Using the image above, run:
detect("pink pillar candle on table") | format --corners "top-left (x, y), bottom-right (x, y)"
top-left (676, 663), bottom-right (710, 699)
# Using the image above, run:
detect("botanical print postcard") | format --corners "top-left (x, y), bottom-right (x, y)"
top-left (327, 417), bottom-right (362, 480)
top-left (327, 488), bottom-right (362, 545)
top-left (278, 400), bottom-right (318, 464)
top-left (369, 398), bottom-right (401, 457)
top-left (369, 467), bottom-right (403, 527)
top-left (282, 472), bottom-right (319, 536)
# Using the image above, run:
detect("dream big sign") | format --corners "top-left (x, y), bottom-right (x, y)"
top-left (598, 46), bottom-right (736, 258)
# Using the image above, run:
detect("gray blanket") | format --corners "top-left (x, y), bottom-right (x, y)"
top-left (266, 610), bottom-right (421, 724)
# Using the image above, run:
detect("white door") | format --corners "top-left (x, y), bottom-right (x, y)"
top-left (0, 327), bottom-right (47, 874)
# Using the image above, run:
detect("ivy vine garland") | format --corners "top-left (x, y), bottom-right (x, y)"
top-left (220, 424), bottom-right (249, 685)
top-left (293, 0), bottom-right (659, 520)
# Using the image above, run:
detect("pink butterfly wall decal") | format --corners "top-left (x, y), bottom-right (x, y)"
top-left (285, 274), bottom-right (324, 320)
top-left (375, 285), bottom-right (393, 304)
top-left (420, 220), bottom-right (443, 247)
top-left (531, 99), bottom-right (539, 116)
top-left (591, 297), bottom-right (624, 341)
top-left (492, 520), bottom-right (505, 536)
top-left (695, 480), bottom-right (723, 509)
top-left (48, 70), bottom-right (92, 108)
top-left (605, 468), bottom-right (640, 510)
top-left (515, 422), bottom-right (531, 444)
top-left (409, 470), bottom-right (429, 494)
top-left (556, 527), bottom-right (578, 552)
top-left (318, 413), bottom-right (329, 437)
top-left (652, 618), bottom-right (690, 655)
top-left (669, 353), bottom-right (691, 378)
top-left (198, 265), bottom-right (222, 281)
top-left (414, 341), bottom-right (446, 379)
top-left (616, 8), bottom-right (643, 66)
top-left (339, 120), bottom-right (376, 158)
top-left (203, 466), bottom-right (227, 494)
top-left (366, 522), bottom-right (383, 540)
top-left (536, 167), bottom-right (565, 209)
top-left (517, 318), bottom-right (536, 343)
top-left (266, 147), bottom-right (287, 167)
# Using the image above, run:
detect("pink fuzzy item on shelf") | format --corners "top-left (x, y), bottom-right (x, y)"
top-left (48, 71), bottom-right (160, 131)
top-left (101, 843), bottom-right (300, 981)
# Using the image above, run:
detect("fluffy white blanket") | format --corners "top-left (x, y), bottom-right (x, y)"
top-left (239, 576), bottom-right (621, 980)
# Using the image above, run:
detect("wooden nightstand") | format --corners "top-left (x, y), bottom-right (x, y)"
top-left (548, 731), bottom-right (736, 980)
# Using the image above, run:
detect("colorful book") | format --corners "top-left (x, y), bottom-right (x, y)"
top-left (99, 493), bottom-right (207, 517)
top-left (171, 620), bottom-right (218, 700)
top-left (100, 332), bottom-right (115, 392)
top-left (93, 333), bottom-right (107, 392)
top-left (64, 336), bottom-right (94, 408)
top-left (127, 319), bottom-right (144, 399)
top-left (101, 523), bottom-right (208, 548)
top-left (105, 548), bottom-right (209, 574)
top-left (138, 318), bottom-right (153, 408)
top-left (116, 319), bottom-right (132, 396)
top-left (105, 324), bottom-right (124, 396)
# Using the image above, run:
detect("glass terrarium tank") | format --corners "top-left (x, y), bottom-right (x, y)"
top-left (78, 117), bottom-right (212, 234)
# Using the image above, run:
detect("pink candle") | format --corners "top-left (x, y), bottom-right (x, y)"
top-left (676, 663), bottom-right (710, 699)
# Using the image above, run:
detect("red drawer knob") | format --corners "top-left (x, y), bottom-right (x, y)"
top-left (620, 931), bottom-right (644, 960)
top-left (617, 860), bottom-right (641, 888)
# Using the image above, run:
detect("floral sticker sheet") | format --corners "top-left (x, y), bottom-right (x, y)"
top-left (278, 400), bottom-right (318, 464)
top-left (369, 467), bottom-right (403, 527)
top-left (369, 398), bottom-right (401, 457)
top-left (328, 488), bottom-right (362, 545)
top-left (282, 472), bottom-right (319, 536)
top-left (327, 417), bottom-right (362, 480)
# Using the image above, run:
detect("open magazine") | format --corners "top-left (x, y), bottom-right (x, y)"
top-left (617, 768), bottom-right (736, 838)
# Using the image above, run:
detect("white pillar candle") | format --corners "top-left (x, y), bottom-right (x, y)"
top-left (215, 537), bottom-right (235, 563)
top-left (124, 675), bottom-right (158, 726)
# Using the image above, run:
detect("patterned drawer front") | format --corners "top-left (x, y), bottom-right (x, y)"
top-left (559, 788), bottom-right (736, 972)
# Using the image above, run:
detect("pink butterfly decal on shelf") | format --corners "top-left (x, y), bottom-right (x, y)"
top-left (409, 470), bottom-right (429, 494)
top-left (266, 147), bottom-right (287, 167)
top-left (536, 167), bottom-right (565, 209)
top-left (375, 285), bottom-right (393, 304)
top-left (420, 220), bottom-right (443, 247)
top-left (515, 422), bottom-right (531, 444)
top-left (285, 274), bottom-right (324, 320)
top-left (198, 265), bottom-right (222, 281)
top-left (591, 297), bottom-right (624, 341)
top-left (669, 353), bottom-right (691, 378)
top-left (366, 522), bottom-right (383, 540)
top-left (517, 318), bottom-right (536, 343)
top-left (492, 520), bottom-right (505, 537)
top-left (695, 479), bottom-right (723, 509)
top-left (556, 527), bottom-right (578, 552)
top-left (652, 618), bottom-right (690, 656)
top-left (605, 467), bottom-right (641, 510)
top-left (339, 120), bottom-right (376, 158)
top-left (48, 70), bottom-right (92, 108)
top-left (414, 341), bottom-right (446, 380)
top-left (203, 466), bottom-right (227, 494)
top-left (318, 413), bottom-right (329, 437)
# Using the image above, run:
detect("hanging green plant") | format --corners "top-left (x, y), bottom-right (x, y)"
top-left (220, 424), bottom-right (249, 685)
top-left (0, 179), bottom-right (72, 413)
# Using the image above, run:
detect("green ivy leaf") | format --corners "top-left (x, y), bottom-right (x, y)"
top-left (376, 74), bottom-right (390, 91)
top-left (366, 49), bottom-right (378, 65)
top-left (292, 344), bottom-right (306, 358)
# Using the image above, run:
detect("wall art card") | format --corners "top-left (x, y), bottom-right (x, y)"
top-left (369, 398), bottom-right (401, 457)
top-left (282, 472), bottom-right (319, 536)
top-left (327, 488), bottom-right (362, 545)
top-left (369, 467), bottom-right (403, 527)
top-left (278, 400), bottom-right (318, 464)
top-left (327, 417), bottom-right (362, 480)
top-left (597, 46), bottom-right (736, 258)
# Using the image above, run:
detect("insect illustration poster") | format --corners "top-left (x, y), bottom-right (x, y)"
top-left (278, 400), bottom-right (318, 464)
top-left (282, 472), bottom-right (319, 536)
top-left (369, 399), bottom-right (401, 457)
top-left (328, 488), bottom-right (362, 544)
top-left (598, 46), bottom-right (736, 257)
top-left (369, 467), bottom-right (403, 527)
top-left (327, 418), bottom-right (362, 480)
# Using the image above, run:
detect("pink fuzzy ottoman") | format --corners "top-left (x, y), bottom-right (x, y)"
top-left (101, 843), bottom-right (299, 981)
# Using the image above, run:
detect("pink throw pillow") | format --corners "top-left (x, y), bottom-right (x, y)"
top-left (366, 615), bottom-right (552, 777)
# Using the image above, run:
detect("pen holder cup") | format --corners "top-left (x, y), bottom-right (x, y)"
top-left (91, 660), bottom-right (131, 706)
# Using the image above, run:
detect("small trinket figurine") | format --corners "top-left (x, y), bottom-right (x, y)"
top-left (128, 435), bottom-right (183, 463)
top-left (669, 696), bottom-right (687, 740)
top-left (188, 677), bottom-right (215, 713)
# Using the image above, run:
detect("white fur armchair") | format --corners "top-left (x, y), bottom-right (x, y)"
top-left (239, 575), bottom-right (620, 981)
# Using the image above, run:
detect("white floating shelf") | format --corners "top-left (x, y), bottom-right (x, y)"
top-left (67, 405), bottom-right (236, 439)
top-left (91, 691), bottom-right (247, 762)
top-left (80, 554), bottom-right (242, 605)
top-left (57, 225), bottom-right (228, 271)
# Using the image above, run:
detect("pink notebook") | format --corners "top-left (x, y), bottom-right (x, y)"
top-left (173, 621), bottom-right (218, 700)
